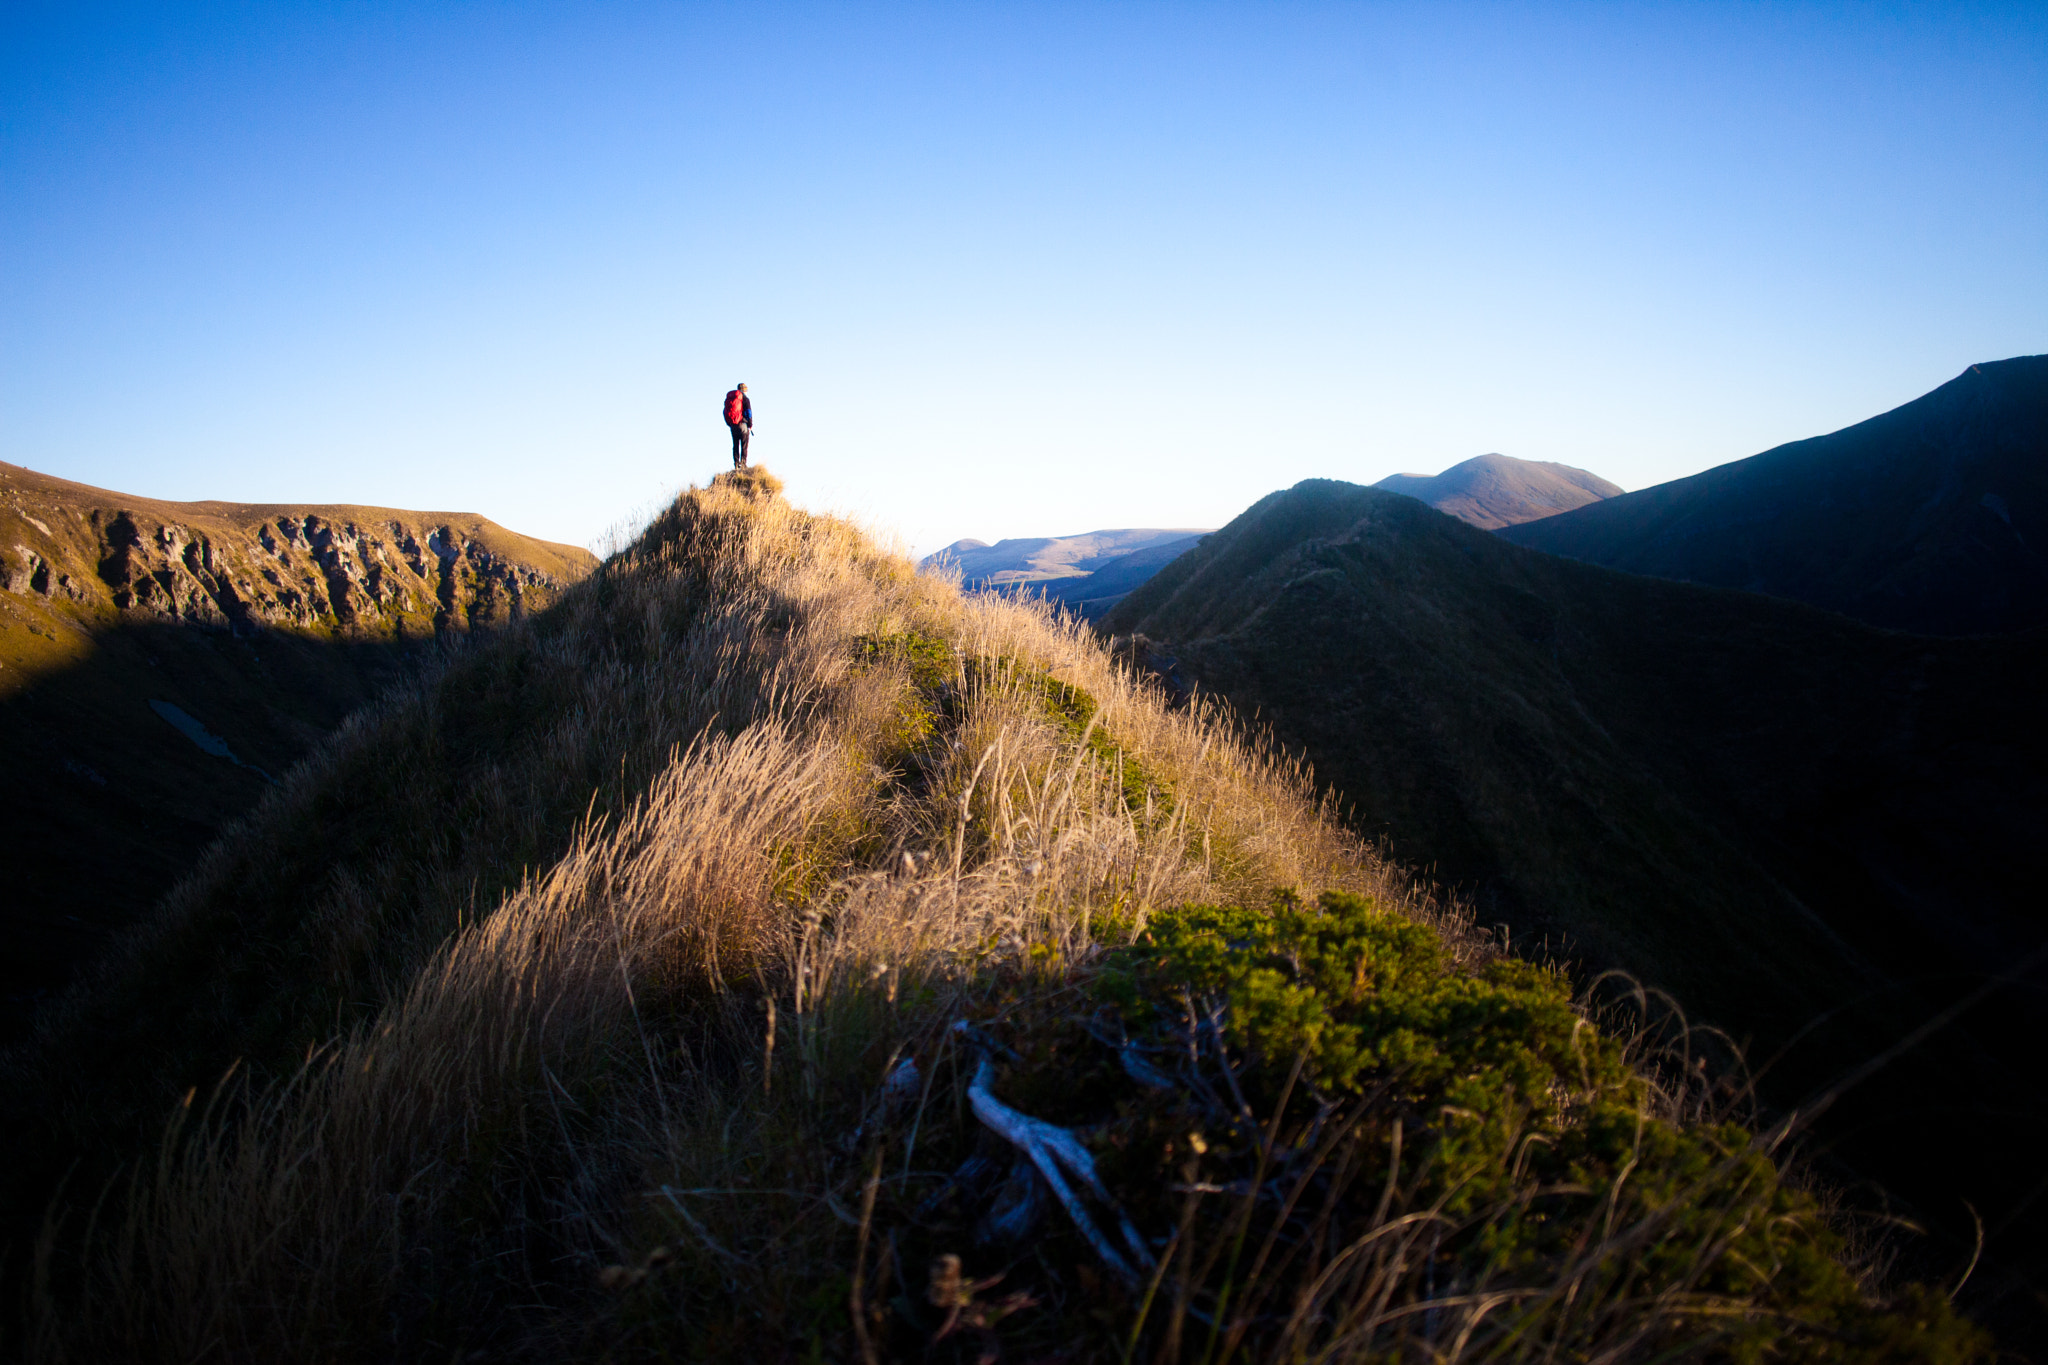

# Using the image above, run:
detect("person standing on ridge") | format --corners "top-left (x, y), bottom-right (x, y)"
top-left (723, 383), bottom-right (754, 468)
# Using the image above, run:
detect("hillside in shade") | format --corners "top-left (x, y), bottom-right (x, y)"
top-left (1498, 357), bottom-right (2048, 634)
top-left (1373, 453), bottom-right (1622, 529)
top-left (1104, 478), bottom-right (2048, 1337)
top-left (0, 461), bottom-right (595, 1036)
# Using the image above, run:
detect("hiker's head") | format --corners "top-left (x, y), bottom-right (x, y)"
top-left (737, 383), bottom-right (747, 393)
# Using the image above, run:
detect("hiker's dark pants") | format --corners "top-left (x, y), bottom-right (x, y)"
top-left (729, 421), bottom-right (751, 467)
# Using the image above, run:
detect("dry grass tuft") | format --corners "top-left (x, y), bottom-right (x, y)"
top-left (711, 465), bottom-right (785, 499)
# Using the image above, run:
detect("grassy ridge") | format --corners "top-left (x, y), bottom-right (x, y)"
top-left (10, 474), bottom-right (1986, 1361)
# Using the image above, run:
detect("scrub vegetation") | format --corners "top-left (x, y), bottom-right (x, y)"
top-left (10, 472), bottom-right (1987, 1362)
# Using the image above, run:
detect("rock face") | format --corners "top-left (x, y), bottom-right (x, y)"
top-left (0, 461), bottom-right (597, 1039)
top-left (3, 462), bottom-right (589, 648)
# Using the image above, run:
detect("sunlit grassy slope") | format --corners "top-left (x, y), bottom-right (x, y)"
top-left (9, 474), bottom-right (1987, 1362)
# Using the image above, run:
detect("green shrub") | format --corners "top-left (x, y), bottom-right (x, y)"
top-left (1065, 891), bottom-right (1990, 1362)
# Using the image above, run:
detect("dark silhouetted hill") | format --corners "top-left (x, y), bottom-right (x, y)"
top-left (1498, 357), bottom-right (2048, 634)
top-left (1375, 453), bottom-right (1621, 529)
top-left (1104, 478), bottom-right (2048, 1335)
top-left (0, 462), bottom-right (595, 1038)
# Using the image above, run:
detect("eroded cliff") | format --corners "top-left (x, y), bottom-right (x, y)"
top-left (3, 462), bottom-right (588, 664)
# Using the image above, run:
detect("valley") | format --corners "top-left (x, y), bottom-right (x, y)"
top-left (926, 526), bottom-right (1216, 621)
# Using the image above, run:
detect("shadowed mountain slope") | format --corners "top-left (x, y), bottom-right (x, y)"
top-left (1104, 478), bottom-right (2048, 1331)
top-left (1498, 357), bottom-right (2048, 634)
top-left (0, 462), bottom-right (595, 1036)
top-left (1374, 453), bottom-right (1622, 529)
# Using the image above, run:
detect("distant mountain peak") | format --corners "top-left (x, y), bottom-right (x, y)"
top-left (1373, 454), bottom-right (1622, 530)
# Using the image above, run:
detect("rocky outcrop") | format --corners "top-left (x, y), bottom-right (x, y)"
top-left (87, 508), bottom-right (558, 637)
top-left (2, 462), bottom-right (595, 650)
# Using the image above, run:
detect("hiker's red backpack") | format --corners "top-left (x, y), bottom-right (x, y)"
top-left (723, 389), bottom-right (745, 425)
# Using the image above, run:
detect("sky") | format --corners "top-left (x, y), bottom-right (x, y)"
top-left (4, 2), bottom-right (2044, 558)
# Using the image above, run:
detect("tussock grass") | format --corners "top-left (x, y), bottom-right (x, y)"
top-left (712, 466), bottom-right (786, 500)
top-left (15, 474), bottom-right (1986, 1362)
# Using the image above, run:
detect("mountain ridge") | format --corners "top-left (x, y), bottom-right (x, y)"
top-left (2, 461), bottom-right (593, 645)
top-left (1497, 357), bottom-right (2048, 634)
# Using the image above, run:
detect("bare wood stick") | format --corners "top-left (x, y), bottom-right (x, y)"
top-left (966, 1056), bottom-right (1153, 1288)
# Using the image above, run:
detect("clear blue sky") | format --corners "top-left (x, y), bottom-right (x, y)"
top-left (4, 2), bottom-right (2043, 556)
